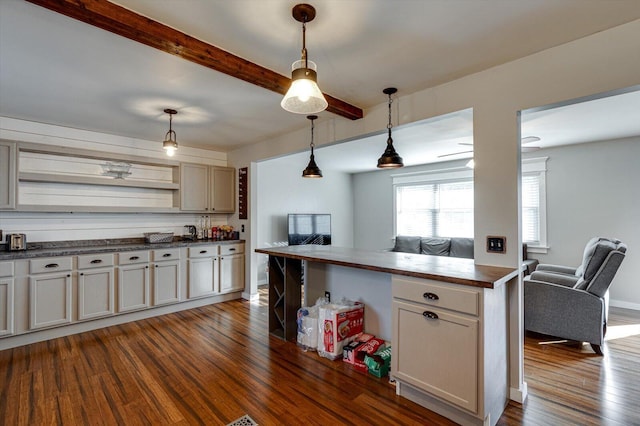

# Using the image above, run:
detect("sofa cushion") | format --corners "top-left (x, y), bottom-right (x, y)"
top-left (392, 236), bottom-right (421, 254)
top-left (449, 237), bottom-right (474, 259)
top-left (420, 238), bottom-right (451, 256)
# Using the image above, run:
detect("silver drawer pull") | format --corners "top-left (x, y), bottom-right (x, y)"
top-left (45, 263), bottom-right (59, 269)
top-left (129, 256), bottom-right (140, 261)
top-left (162, 253), bottom-right (172, 258)
top-left (90, 259), bottom-right (103, 264)
top-left (200, 250), bottom-right (208, 254)
top-left (423, 292), bottom-right (439, 301)
top-left (423, 311), bottom-right (439, 320)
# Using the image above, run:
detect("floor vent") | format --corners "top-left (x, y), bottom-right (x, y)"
top-left (227, 414), bottom-right (257, 426)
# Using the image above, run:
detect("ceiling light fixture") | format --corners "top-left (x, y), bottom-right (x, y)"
top-left (281, 4), bottom-right (328, 115)
top-left (162, 108), bottom-right (178, 157)
top-left (377, 87), bottom-right (404, 168)
top-left (302, 115), bottom-right (322, 178)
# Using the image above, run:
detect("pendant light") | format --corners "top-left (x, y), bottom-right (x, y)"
top-left (302, 115), bottom-right (322, 178)
top-left (162, 108), bottom-right (178, 157)
top-left (281, 4), bottom-right (328, 115)
top-left (377, 87), bottom-right (404, 168)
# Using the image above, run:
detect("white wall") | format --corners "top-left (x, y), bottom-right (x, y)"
top-left (0, 117), bottom-right (230, 242)
top-left (253, 152), bottom-right (354, 284)
top-left (352, 158), bottom-right (470, 251)
top-left (525, 137), bottom-right (640, 309)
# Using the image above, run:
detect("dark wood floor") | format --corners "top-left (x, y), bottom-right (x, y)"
top-left (1, 290), bottom-right (639, 425)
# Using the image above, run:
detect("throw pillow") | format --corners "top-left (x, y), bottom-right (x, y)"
top-left (392, 236), bottom-right (421, 254)
top-left (421, 238), bottom-right (451, 256)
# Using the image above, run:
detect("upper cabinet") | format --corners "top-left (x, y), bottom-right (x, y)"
top-left (2, 141), bottom-right (235, 214)
top-left (0, 141), bottom-right (17, 210)
top-left (181, 163), bottom-right (235, 213)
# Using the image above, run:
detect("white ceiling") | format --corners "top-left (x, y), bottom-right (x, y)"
top-left (1, 0), bottom-right (639, 171)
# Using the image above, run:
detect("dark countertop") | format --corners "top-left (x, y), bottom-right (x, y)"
top-left (255, 245), bottom-right (519, 289)
top-left (0, 238), bottom-right (245, 261)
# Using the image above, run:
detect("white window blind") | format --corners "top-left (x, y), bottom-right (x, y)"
top-left (522, 174), bottom-right (541, 244)
top-left (396, 180), bottom-right (474, 238)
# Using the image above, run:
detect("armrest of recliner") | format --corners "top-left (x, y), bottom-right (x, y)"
top-left (529, 270), bottom-right (579, 287)
top-left (524, 278), bottom-right (605, 346)
top-left (535, 264), bottom-right (578, 275)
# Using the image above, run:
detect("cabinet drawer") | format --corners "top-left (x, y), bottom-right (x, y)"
top-left (219, 243), bottom-right (244, 255)
top-left (30, 257), bottom-right (73, 274)
top-left (392, 276), bottom-right (479, 316)
top-left (78, 253), bottom-right (114, 269)
top-left (0, 261), bottom-right (13, 277)
top-left (188, 246), bottom-right (217, 258)
top-left (153, 248), bottom-right (181, 261)
top-left (118, 250), bottom-right (150, 265)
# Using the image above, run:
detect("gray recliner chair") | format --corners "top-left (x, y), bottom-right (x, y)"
top-left (524, 237), bottom-right (627, 355)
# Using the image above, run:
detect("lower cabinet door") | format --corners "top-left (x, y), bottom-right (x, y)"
top-left (188, 257), bottom-right (218, 298)
top-left (392, 300), bottom-right (479, 413)
top-left (0, 278), bottom-right (14, 337)
top-left (118, 263), bottom-right (150, 312)
top-left (78, 267), bottom-right (115, 320)
top-left (29, 272), bottom-right (72, 329)
top-left (220, 254), bottom-right (244, 293)
top-left (153, 260), bottom-right (181, 305)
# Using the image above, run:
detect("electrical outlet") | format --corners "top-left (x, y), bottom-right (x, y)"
top-left (487, 236), bottom-right (506, 253)
top-left (325, 291), bottom-right (331, 302)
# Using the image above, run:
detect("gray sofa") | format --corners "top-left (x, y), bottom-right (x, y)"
top-left (524, 237), bottom-right (627, 355)
top-left (392, 235), bottom-right (539, 274)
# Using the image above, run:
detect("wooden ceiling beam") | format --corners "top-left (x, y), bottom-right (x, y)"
top-left (25, 0), bottom-right (363, 120)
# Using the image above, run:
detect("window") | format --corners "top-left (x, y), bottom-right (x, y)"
top-left (393, 157), bottom-right (548, 249)
top-left (396, 180), bottom-right (474, 237)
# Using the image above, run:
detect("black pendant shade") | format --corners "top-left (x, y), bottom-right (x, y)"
top-left (377, 87), bottom-right (403, 168)
top-left (302, 114), bottom-right (322, 178)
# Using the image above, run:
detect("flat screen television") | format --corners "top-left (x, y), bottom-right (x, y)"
top-left (288, 214), bottom-right (331, 246)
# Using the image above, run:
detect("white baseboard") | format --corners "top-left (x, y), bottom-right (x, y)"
top-left (610, 299), bottom-right (640, 311)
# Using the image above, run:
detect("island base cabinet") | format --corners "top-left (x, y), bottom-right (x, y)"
top-left (392, 300), bottom-right (478, 413)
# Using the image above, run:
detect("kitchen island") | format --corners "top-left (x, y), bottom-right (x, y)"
top-left (255, 244), bottom-right (520, 426)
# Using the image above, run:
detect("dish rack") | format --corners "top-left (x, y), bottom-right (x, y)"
top-left (144, 232), bottom-right (174, 244)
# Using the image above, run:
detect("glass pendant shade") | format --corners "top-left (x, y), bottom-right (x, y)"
top-left (163, 135), bottom-right (177, 157)
top-left (281, 60), bottom-right (328, 114)
top-left (162, 108), bottom-right (178, 157)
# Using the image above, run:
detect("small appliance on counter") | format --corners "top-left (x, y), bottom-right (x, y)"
top-left (183, 225), bottom-right (197, 240)
top-left (6, 233), bottom-right (27, 251)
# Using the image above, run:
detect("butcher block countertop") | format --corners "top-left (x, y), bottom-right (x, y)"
top-left (255, 245), bottom-right (519, 289)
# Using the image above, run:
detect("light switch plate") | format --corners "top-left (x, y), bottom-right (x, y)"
top-left (487, 236), bottom-right (506, 253)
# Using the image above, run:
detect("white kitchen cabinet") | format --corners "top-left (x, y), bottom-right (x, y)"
top-left (0, 262), bottom-right (15, 337)
top-left (391, 275), bottom-right (509, 426)
top-left (117, 250), bottom-right (150, 313)
top-left (152, 248), bottom-right (182, 306)
top-left (77, 254), bottom-right (115, 321)
top-left (0, 141), bottom-right (17, 210)
top-left (393, 300), bottom-right (478, 412)
top-left (180, 163), bottom-right (235, 213)
top-left (188, 246), bottom-right (219, 298)
top-left (29, 257), bottom-right (73, 330)
top-left (219, 244), bottom-right (245, 294)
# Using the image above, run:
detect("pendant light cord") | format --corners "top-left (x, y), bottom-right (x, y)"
top-left (301, 16), bottom-right (308, 68)
top-left (310, 117), bottom-right (315, 154)
top-left (387, 93), bottom-right (393, 140)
